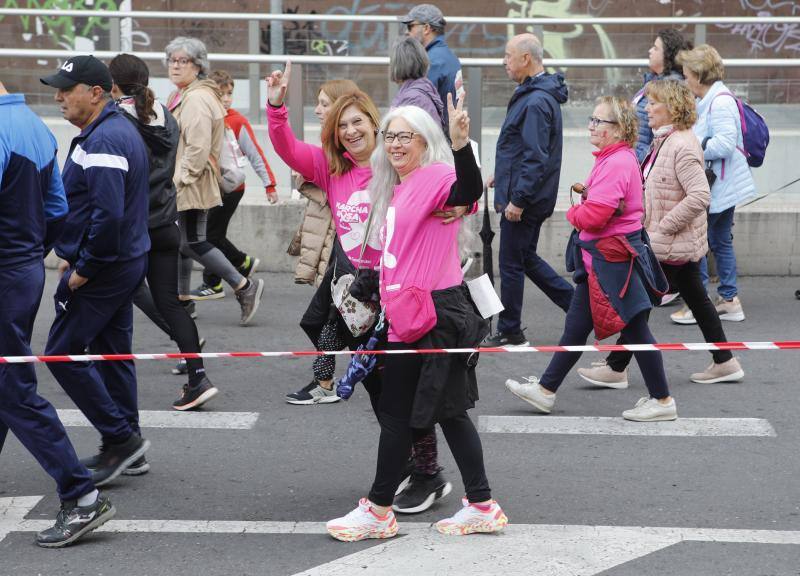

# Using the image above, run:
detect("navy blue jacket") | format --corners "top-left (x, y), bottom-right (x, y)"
top-left (58, 100), bottom-right (150, 278)
top-left (0, 93), bottom-right (68, 269)
top-left (426, 35), bottom-right (462, 125)
top-left (494, 72), bottom-right (568, 219)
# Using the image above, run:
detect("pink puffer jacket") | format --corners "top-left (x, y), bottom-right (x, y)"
top-left (643, 128), bottom-right (710, 263)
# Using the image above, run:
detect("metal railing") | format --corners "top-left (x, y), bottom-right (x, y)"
top-left (3, 8), bottom-right (800, 149)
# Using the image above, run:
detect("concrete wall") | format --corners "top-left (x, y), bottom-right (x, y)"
top-left (44, 117), bottom-right (800, 276)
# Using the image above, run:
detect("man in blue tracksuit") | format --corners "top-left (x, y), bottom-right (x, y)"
top-left (401, 4), bottom-right (463, 126)
top-left (484, 33), bottom-right (575, 347)
top-left (0, 79), bottom-right (115, 547)
top-left (40, 55), bottom-right (151, 486)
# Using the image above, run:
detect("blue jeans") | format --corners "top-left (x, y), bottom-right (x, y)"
top-left (700, 206), bottom-right (737, 300)
top-left (497, 215), bottom-right (574, 334)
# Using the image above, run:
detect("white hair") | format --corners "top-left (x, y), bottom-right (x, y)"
top-left (368, 105), bottom-right (475, 259)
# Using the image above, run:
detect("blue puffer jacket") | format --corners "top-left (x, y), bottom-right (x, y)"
top-left (693, 81), bottom-right (757, 214)
top-left (494, 72), bottom-right (568, 219)
top-left (633, 70), bottom-right (683, 163)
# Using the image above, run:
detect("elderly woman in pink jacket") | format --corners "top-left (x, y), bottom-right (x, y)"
top-left (577, 79), bottom-right (744, 389)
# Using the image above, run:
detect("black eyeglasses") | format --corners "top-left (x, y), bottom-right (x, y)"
top-left (382, 131), bottom-right (417, 144)
top-left (588, 116), bottom-right (618, 127)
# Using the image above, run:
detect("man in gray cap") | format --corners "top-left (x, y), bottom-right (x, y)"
top-left (40, 55), bottom-right (152, 488)
top-left (400, 3), bottom-right (463, 125)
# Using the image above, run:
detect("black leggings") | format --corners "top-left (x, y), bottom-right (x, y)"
top-left (605, 261), bottom-right (733, 371)
top-left (368, 342), bottom-right (491, 507)
top-left (540, 281), bottom-right (670, 399)
top-left (203, 190), bottom-right (248, 286)
top-left (133, 223), bottom-right (204, 378)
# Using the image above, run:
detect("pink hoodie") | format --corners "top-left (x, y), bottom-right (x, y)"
top-left (267, 104), bottom-right (381, 269)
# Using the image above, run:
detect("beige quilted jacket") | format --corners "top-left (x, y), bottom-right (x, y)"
top-left (643, 128), bottom-right (710, 263)
top-left (290, 181), bottom-right (335, 286)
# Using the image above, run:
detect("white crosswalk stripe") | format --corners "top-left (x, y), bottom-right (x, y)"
top-left (56, 409), bottom-right (259, 429)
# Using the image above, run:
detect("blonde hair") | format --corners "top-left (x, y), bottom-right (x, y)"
top-left (645, 79), bottom-right (697, 130)
top-left (677, 44), bottom-right (725, 86)
top-left (318, 79), bottom-right (358, 103)
top-left (320, 90), bottom-right (380, 177)
top-left (596, 96), bottom-right (638, 148)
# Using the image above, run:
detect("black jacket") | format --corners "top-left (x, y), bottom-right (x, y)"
top-left (494, 72), bottom-right (568, 220)
top-left (120, 100), bottom-right (179, 230)
top-left (409, 285), bottom-right (489, 429)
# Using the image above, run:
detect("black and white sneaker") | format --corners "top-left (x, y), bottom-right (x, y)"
top-left (482, 330), bottom-right (529, 347)
top-left (172, 338), bottom-right (206, 375)
top-left (392, 470), bottom-right (453, 514)
top-left (36, 495), bottom-right (116, 548)
top-left (81, 447), bottom-right (149, 476)
top-left (172, 376), bottom-right (219, 411)
top-left (395, 458), bottom-right (416, 495)
top-left (189, 282), bottom-right (225, 301)
top-left (90, 434), bottom-right (150, 487)
top-left (238, 255), bottom-right (260, 278)
top-left (285, 380), bottom-right (340, 405)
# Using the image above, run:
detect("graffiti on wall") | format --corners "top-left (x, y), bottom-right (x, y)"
top-left (261, 5), bottom-right (349, 57)
top-left (716, 0), bottom-right (800, 55)
top-left (0, 0), bottom-right (151, 53)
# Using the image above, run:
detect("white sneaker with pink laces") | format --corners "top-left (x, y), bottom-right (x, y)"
top-left (326, 498), bottom-right (399, 542)
top-left (435, 498), bottom-right (508, 535)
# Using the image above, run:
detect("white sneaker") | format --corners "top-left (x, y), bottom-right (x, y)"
top-left (622, 397), bottom-right (678, 422)
top-left (690, 357), bottom-right (744, 384)
top-left (326, 498), bottom-right (398, 542)
top-left (576, 361), bottom-right (629, 389)
top-left (670, 305), bottom-right (697, 325)
top-left (435, 497), bottom-right (508, 535)
top-left (504, 376), bottom-right (555, 413)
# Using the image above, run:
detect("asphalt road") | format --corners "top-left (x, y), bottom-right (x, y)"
top-left (2, 269), bottom-right (800, 575)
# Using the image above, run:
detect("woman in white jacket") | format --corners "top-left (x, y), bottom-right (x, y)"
top-left (672, 44), bottom-right (756, 324)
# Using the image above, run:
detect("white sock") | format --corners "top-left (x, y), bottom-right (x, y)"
top-left (77, 489), bottom-right (99, 507)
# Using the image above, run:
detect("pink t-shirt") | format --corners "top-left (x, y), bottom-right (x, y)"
top-left (578, 142), bottom-right (644, 270)
top-left (267, 104), bottom-right (381, 269)
top-left (379, 163), bottom-right (462, 342)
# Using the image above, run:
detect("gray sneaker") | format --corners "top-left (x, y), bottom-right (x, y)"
top-left (286, 381), bottom-right (341, 405)
top-left (235, 278), bottom-right (264, 326)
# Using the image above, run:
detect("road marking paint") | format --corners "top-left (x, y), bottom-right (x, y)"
top-left (56, 409), bottom-right (259, 430)
top-left (478, 415), bottom-right (776, 437)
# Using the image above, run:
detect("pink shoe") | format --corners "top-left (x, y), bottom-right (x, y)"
top-left (435, 498), bottom-right (508, 535)
top-left (326, 498), bottom-right (398, 542)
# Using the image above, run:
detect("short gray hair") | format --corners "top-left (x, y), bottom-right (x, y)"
top-left (390, 36), bottom-right (430, 83)
top-left (516, 33), bottom-right (543, 64)
top-left (165, 36), bottom-right (210, 77)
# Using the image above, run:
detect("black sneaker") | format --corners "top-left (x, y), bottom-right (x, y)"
top-left (482, 330), bottom-right (529, 347)
top-left (81, 450), bottom-right (149, 476)
top-left (238, 255), bottom-right (260, 278)
top-left (392, 470), bottom-right (453, 514)
top-left (189, 282), bottom-right (225, 301)
top-left (181, 299), bottom-right (197, 319)
top-left (235, 278), bottom-right (264, 326)
top-left (36, 495), bottom-right (116, 548)
top-left (172, 376), bottom-right (219, 411)
top-left (172, 337), bottom-right (206, 376)
top-left (394, 458), bottom-right (416, 496)
top-left (91, 434), bottom-right (150, 487)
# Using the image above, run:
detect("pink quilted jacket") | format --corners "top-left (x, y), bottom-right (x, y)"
top-left (643, 129), bottom-right (710, 263)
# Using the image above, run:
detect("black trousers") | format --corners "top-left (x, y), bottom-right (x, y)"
top-left (368, 343), bottom-right (491, 507)
top-left (203, 190), bottom-right (247, 286)
top-left (606, 260), bottom-right (733, 371)
top-left (133, 223), bottom-right (203, 374)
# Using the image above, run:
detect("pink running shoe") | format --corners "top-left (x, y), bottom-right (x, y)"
top-left (326, 498), bottom-right (399, 542)
top-left (435, 498), bottom-right (508, 535)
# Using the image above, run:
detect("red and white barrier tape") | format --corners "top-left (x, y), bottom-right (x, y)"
top-left (2, 341), bottom-right (800, 364)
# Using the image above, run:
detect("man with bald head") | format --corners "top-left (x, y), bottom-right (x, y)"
top-left (484, 33), bottom-right (574, 347)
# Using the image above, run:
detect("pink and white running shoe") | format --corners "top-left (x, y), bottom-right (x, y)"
top-left (326, 498), bottom-right (399, 542)
top-left (435, 498), bottom-right (508, 535)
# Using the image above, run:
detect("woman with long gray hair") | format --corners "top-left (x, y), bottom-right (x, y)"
top-left (325, 99), bottom-right (507, 542)
top-left (165, 36), bottom-right (264, 327)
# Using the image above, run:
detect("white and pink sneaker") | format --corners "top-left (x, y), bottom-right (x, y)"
top-left (326, 498), bottom-right (399, 542)
top-left (435, 498), bottom-right (508, 535)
